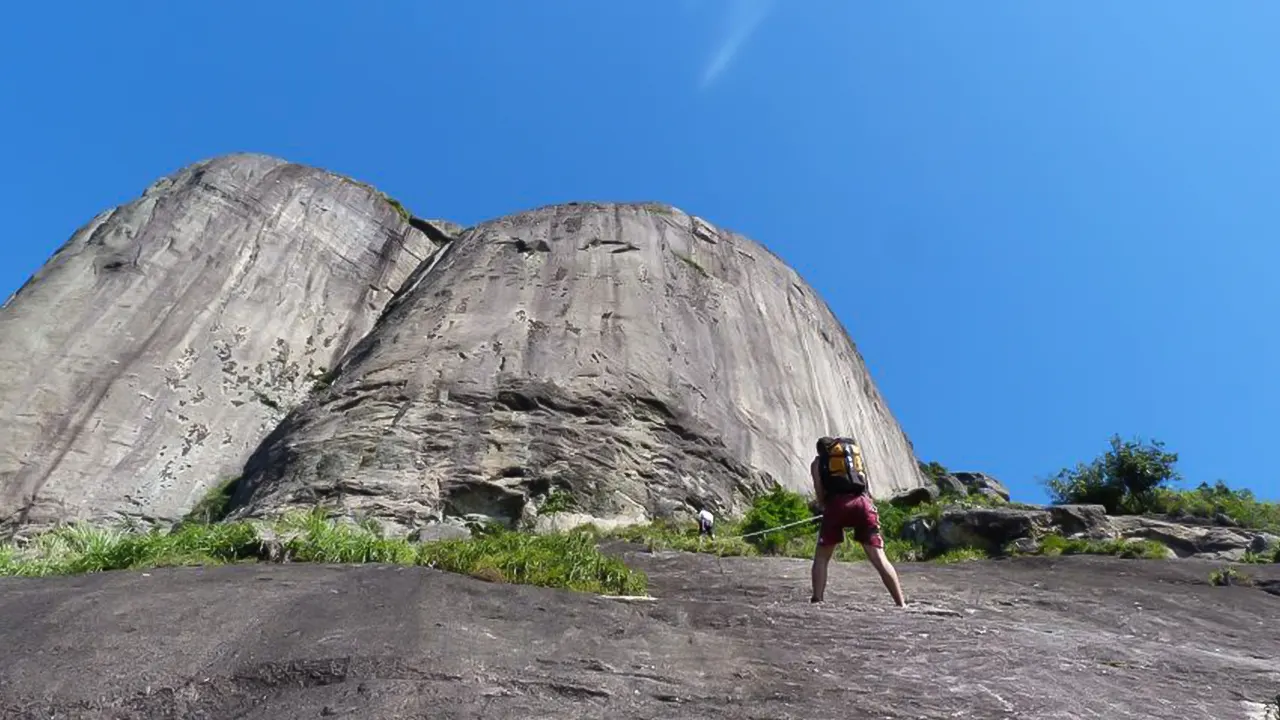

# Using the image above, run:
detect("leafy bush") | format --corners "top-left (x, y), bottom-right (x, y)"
top-left (1045, 436), bottom-right (1279, 530)
top-left (739, 486), bottom-right (816, 554)
top-left (917, 460), bottom-right (954, 491)
top-left (876, 501), bottom-right (915, 540)
top-left (1045, 435), bottom-right (1180, 514)
top-left (1146, 481), bottom-right (1280, 533)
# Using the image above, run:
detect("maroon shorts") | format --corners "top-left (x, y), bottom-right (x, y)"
top-left (817, 493), bottom-right (884, 548)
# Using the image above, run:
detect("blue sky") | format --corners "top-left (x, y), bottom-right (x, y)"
top-left (2, 1), bottom-right (1277, 503)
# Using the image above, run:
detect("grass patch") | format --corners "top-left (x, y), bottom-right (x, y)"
top-left (1208, 565), bottom-right (1254, 587)
top-left (0, 510), bottom-right (646, 596)
top-left (344, 175), bottom-right (413, 223)
top-left (420, 531), bottom-right (644, 594)
top-left (383, 195), bottom-right (411, 223)
top-left (1019, 534), bottom-right (1171, 560)
top-left (1242, 547), bottom-right (1280, 564)
top-left (602, 519), bottom-right (757, 557)
top-left (933, 547), bottom-right (991, 564)
top-left (183, 476), bottom-right (241, 524)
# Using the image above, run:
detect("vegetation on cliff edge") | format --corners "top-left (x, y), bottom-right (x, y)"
top-left (1045, 434), bottom-right (1280, 533)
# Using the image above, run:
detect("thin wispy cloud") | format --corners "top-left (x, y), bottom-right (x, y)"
top-left (698, 0), bottom-right (777, 89)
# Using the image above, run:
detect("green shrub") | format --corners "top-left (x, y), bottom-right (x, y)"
top-left (1146, 481), bottom-right (1280, 533)
top-left (876, 501), bottom-right (915, 540)
top-left (1044, 435), bottom-right (1180, 514)
top-left (884, 538), bottom-right (929, 563)
top-left (1030, 534), bottom-right (1170, 560)
top-left (739, 486), bottom-right (816, 554)
top-left (917, 460), bottom-right (958, 495)
top-left (1045, 436), bottom-right (1279, 530)
top-left (1208, 566), bottom-right (1253, 587)
top-left (182, 476), bottom-right (241, 524)
top-left (538, 489), bottom-right (577, 515)
top-left (1241, 549), bottom-right (1279, 564)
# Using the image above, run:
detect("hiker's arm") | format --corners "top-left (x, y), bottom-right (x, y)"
top-left (810, 459), bottom-right (825, 509)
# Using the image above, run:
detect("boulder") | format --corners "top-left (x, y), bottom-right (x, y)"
top-left (899, 516), bottom-right (937, 548)
top-left (223, 202), bottom-right (930, 533)
top-left (1106, 516), bottom-right (1277, 561)
top-left (933, 507), bottom-right (1053, 554)
top-left (890, 485), bottom-right (941, 508)
top-left (0, 154), bottom-right (445, 536)
top-left (933, 474), bottom-right (970, 498)
top-left (1045, 504), bottom-right (1112, 539)
top-left (952, 472), bottom-right (1011, 502)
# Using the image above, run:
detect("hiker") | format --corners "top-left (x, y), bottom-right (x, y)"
top-left (697, 508), bottom-right (715, 538)
top-left (810, 436), bottom-right (906, 607)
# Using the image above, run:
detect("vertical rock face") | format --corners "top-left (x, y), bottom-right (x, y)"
top-left (228, 202), bottom-right (926, 532)
top-left (0, 154), bottom-right (441, 534)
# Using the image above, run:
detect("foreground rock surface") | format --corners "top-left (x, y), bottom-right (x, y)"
top-left (0, 154), bottom-right (442, 535)
top-left (0, 551), bottom-right (1276, 719)
top-left (228, 202), bottom-right (925, 533)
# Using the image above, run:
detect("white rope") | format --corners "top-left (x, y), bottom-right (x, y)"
top-left (720, 514), bottom-right (823, 541)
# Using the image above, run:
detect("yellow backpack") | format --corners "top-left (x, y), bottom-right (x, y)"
top-left (816, 436), bottom-right (867, 495)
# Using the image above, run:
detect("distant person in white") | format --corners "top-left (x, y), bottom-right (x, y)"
top-left (697, 508), bottom-right (715, 539)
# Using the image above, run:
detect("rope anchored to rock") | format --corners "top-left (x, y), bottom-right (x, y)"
top-left (720, 514), bottom-right (823, 542)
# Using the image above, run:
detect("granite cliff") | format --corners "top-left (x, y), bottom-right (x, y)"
top-left (0, 154), bottom-right (926, 537)
top-left (0, 154), bottom-right (448, 535)
top-left (226, 201), bottom-right (926, 534)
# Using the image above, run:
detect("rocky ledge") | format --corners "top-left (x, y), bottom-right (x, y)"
top-left (902, 503), bottom-right (1280, 561)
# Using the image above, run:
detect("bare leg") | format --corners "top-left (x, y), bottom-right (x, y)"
top-left (863, 543), bottom-right (906, 607)
top-left (810, 543), bottom-right (836, 602)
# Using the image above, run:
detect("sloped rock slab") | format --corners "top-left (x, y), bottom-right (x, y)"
top-left (0, 551), bottom-right (1277, 719)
